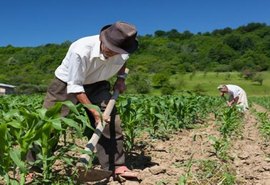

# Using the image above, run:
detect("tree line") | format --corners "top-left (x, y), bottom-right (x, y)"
top-left (0, 22), bottom-right (269, 94)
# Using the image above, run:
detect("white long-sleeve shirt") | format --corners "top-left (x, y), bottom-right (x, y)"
top-left (226, 84), bottom-right (244, 98)
top-left (55, 35), bottom-right (129, 94)
top-left (226, 84), bottom-right (249, 111)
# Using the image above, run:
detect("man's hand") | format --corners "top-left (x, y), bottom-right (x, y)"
top-left (227, 101), bottom-right (232, 106)
top-left (89, 108), bottom-right (102, 123)
top-left (76, 92), bottom-right (110, 124)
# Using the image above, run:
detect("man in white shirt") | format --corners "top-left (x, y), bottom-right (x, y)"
top-left (217, 84), bottom-right (249, 112)
top-left (30, 21), bottom-right (138, 179)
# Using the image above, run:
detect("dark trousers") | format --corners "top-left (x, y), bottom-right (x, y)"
top-left (83, 81), bottom-right (125, 171)
top-left (28, 78), bottom-right (125, 171)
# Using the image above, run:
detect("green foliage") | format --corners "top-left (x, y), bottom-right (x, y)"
top-left (251, 96), bottom-right (270, 110)
top-left (216, 106), bottom-right (243, 138)
top-left (252, 73), bottom-right (264, 85)
top-left (152, 73), bottom-right (169, 88)
top-left (0, 95), bottom-right (90, 184)
top-left (128, 72), bottom-right (151, 94)
top-left (160, 84), bottom-right (175, 95)
top-left (256, 112), bottom-right (270, 140)
top-left (0, 93), bottom-right (246, 184)
top-left (1, 22), bottom-right (270, 94)
top-left (118, 94), bottom-right (216, 141)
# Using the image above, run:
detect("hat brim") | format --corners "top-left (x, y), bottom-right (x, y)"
top-left (100, 24), bottom-right (138, 54)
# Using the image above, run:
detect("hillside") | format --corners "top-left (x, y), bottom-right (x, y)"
top-left (0, 22), bottom-right (269, 94)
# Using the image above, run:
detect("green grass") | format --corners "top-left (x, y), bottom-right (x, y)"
top-left (170, 71), bottom-right (270, 96)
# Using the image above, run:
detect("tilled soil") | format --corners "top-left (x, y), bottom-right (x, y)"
top-left (229, 104), bottom-right (270, 185)
top-left (102, 104), bottom-right (270, 185)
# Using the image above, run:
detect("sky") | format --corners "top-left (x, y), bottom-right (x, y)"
top-left (1, 0), bottom-right (270, 47)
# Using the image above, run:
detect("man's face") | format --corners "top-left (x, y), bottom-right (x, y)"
top-left (101, 43), bottom-right (119, 58)
top-left (220, 88), bottom-right (228, 93)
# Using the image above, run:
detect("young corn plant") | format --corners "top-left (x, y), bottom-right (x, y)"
top-left (193, 160), bottom-right (236, 185)
top-left (208, 136), bottom-right (230, 161)
top-left (217, 106), bottom-right (242, 139)
top-left (0, 99), bottom-right (90, 184)
top-left (117, 96), bottom-right (144, 152)
top-left (256, 112), bottom-right (270, 140)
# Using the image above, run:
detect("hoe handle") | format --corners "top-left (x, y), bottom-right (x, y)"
top-left (79, 69), bottom-right (129, 163)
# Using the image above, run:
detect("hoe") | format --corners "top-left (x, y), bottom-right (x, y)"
top-left (76, 69), bottom-right (129, 182)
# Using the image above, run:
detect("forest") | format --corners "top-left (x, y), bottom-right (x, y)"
top-left (0, 22), bottom-right (269, 94)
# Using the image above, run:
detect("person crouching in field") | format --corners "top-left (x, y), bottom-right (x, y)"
top-left (217, 84), bottom-right (249, 112)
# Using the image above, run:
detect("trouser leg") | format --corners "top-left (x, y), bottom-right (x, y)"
top-left (43, 77), bottom-right (77, 116)
top-left (83, 81), bottom-right (125, 171)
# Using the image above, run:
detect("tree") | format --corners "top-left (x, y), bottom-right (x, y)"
top-left (154, 30), bottom-right (166, 37)
top-left (223, 34), bottom-right (242, 51)
top-left (212, 27), bottom-right (233, 36)
top-left (208, 44), bottom-right (236, 64)
top-left (167, 29), bottom-right (181, 39)
top-left (238, 22), bottom-right (266, 33)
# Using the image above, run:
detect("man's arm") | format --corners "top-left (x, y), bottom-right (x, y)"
top-left (114, 64), bottom-right (127, 93)
top-left (75, 92), bottom-right (102, 123)
top-left (117, 64), bottom-right (126, 76)
top-left (227, 96), bottom-right (239, 106)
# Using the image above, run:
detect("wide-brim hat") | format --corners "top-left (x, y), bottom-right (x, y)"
top-left (100, 21), bottom-right (138, 54)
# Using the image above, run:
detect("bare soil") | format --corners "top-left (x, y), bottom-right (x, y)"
top-left (101, 104), bottom-right (270, 185)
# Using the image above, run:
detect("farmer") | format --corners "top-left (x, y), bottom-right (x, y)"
top-left (217, 84), bottom-right (249, 112)
top-left (28, 21), bottom-right (138, 179)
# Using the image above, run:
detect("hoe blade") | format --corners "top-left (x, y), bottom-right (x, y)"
top-left (77, 168), bottom-right (112, 182)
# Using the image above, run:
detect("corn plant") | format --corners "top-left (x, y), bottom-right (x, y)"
top-left (216, 106), bottom-right (242, 139)
top-left (0, 96), bottom-right (91, 184)
top-left (256, 112), bottom-right (270, 140)
top-left (208, 136), bottom-right (230, 161)
top-left (117, 96), bottom-right (144, 152)
top-left (251, 96), bottom-right (270, 110)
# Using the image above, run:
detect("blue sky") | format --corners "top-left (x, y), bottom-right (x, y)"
top-left (1, 0), bottom-right (270, 47)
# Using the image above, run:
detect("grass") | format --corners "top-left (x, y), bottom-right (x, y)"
top-left (170, 71), bottom-right (270, 96)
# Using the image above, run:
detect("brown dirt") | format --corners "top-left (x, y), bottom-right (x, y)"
top-left (103, 104), bottom-right (270, 185)
top-left (229, 104), bottom-right (270, 185)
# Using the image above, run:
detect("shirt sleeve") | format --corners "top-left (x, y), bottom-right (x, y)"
top-left (66, 53), bottom-right (86, 94)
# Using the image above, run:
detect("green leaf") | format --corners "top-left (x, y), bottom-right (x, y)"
top-left (37, 108), bottom-right (48, 120)
top-left (7, 121), bottom-right (21, 129)
top-left (61, 117), bottom-right (82, 136)
top-left (62, 157), bottom-right (73, 166)
top-left (155, 113), bottom-right (165, 120)
top-left (83, 104), bottom-right (102, 114)
top-left (9, 149), bottom-right (27, 173)
top-left (61, 101), bottom-right (79, 115)
top-left (45, 102), bottom-right (63, 117)
top-left (51, 119), bottom-right (63, 130)
top-left (0, 124), bottom-right (8, 155)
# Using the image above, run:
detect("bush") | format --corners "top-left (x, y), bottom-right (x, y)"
top-left (252, 73), bottom-right (264, 85)
top-left (161, 85), bottom-right (175, 95)
top-left (152, 73), bottom-right (169, 88)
